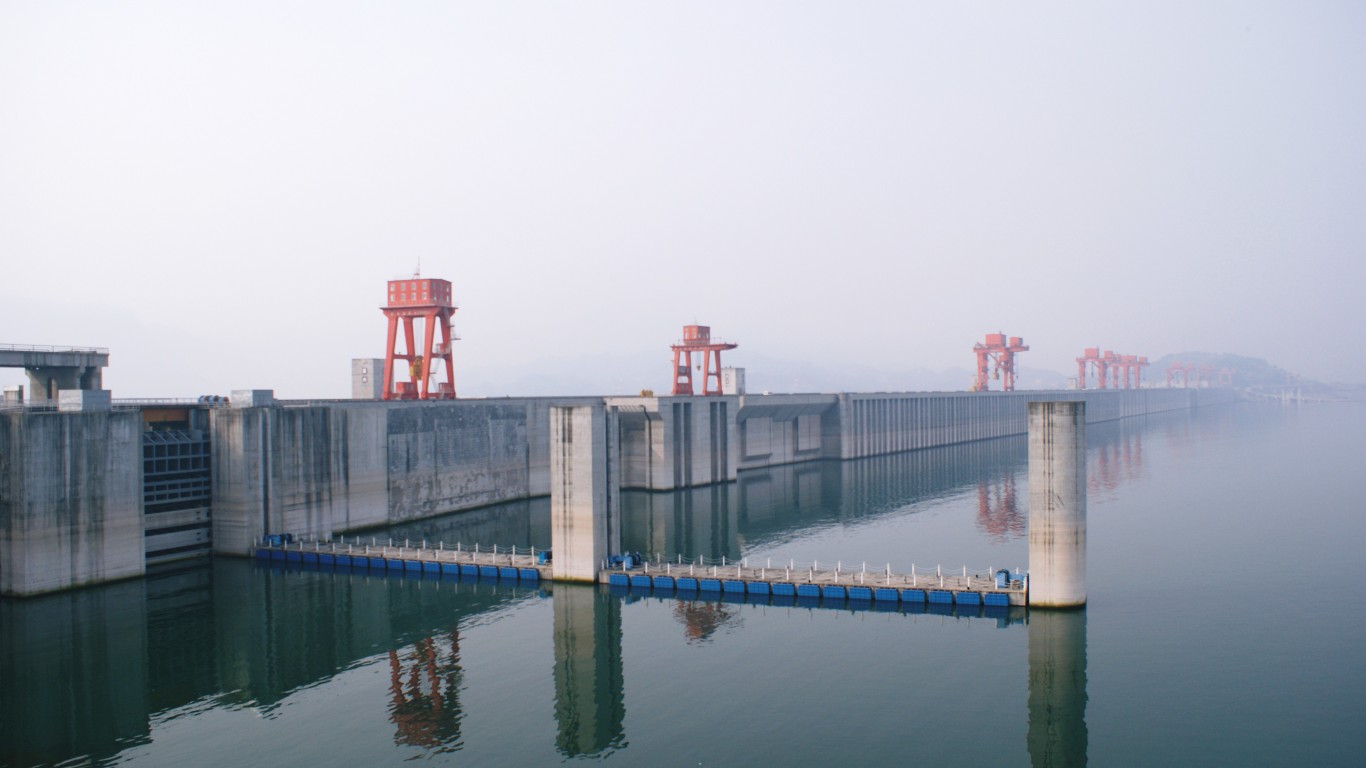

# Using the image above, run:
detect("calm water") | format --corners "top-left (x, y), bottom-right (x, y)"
top-left (3, 403), bottom-right (1363, 767)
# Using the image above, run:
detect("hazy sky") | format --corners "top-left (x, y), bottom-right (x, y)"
top-left (3, 1), bottom-right (1363, 398)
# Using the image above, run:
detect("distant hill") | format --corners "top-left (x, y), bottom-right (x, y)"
top-left (1149, 352), bottom-right (1295, 389)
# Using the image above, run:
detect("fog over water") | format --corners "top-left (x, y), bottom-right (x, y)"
top-left (2, 2), bottom-right (1363, 396)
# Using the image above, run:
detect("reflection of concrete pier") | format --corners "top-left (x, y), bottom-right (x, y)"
top-left (552, 585), bottom-right (625, 757)
top-left (1028, 610), bottom-right (1088, 767)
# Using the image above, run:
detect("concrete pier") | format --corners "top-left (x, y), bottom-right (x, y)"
top-left (550, 405), bottom-right (621, 582)
top-left (1027, 401), bottom-right (1087, 608)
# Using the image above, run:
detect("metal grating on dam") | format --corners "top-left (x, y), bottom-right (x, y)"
top-left (143, 429), bottom-right (212, 564)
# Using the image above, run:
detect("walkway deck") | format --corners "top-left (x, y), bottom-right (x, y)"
top-left (600, 560), bottom-right (1027, 607)
top-left (251, 539), bottom-right (1028, 607)
top-left (252, 538), bottom-right (550, 581)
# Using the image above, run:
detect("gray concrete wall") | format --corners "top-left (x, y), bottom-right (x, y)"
top-left (211, 397), bottom-right (595, 553)
top-left (211, 388), bottom-right (1231, 552)
top-left (610, 396), bottom-right (739, 490)
top-left (0, 411), bottom-right (143, 595)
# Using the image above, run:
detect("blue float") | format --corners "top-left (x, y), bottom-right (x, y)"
top-left (337, 555), bottom-right (353, 568)
top-left (460, 564), bottom-right (478, 577)
top-left (822, 585), bottom-right (846, 600)
top-left (286, 551), bottom-right (303, 563)
top-left (699, 579), bottom-right (723, 592)
top-left (500, 566), bottom-right (520, 580)
top-left (984, 592), bottom-right (1010, 607)
top-left (423, 561), bottom-right (439, 573)
top-left (630, 574), bottom-right (652, 588)
top-left (608, 573), bottom-right (629, 586)
top-left (955, 591), bottom-right (982, 605)
top-left (848, 586), bottom-right (874, 601)
top-left (302, 552), bottom-right (318, 564)
top-left (404, 560), bottom-right (421, 572)
top-left (519, 568), bottom-right (540, 581)
top-left (676, 577), bottom-right (699, 591)
top-left (796, 584), bottom-right (821, 598)
top-left (746, 581), bottom-right (771, 595)
top-left (901, 589), bottom-right (927, 602)
top-left (319, 553), bottom-right (335, 566)
top-left (442, 563), bottom-right (460, 576)
top-left (874, 588), bottom-right (899, 602)
top-left (928, 590), bottom-right (953, 604)
top-left (652, 576), bottom-right (675, 590)
top-left (385, 559), bottom-right (403, 571)
top-left (479, 565), bottom-right (499, 579)
top-left (772, 582), bottom-right (797, 596)
top-left (254, 549), bottom-right (269, 560)
top-left (723, 580), bottom-right (745, 593)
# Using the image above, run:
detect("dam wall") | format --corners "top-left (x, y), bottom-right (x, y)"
top-left (2, 387), bottom-right (1238, 592)
top-left (210, 397), bottom-right (598, 555)
top-left (215, 388), bottom-right (1233, 552)
top-left (0, 410), bottom-right (143, 595)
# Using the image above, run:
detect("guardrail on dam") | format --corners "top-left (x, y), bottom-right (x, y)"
top-left (1, 387), bottom-right (1236, 595)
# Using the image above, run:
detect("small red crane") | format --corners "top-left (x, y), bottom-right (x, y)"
top-left (670, 325), bottom-right (737, 396)
top-left (380, 274), bottom-right (457, 400)
top-left (972, 333), bottom-right (1029, 392)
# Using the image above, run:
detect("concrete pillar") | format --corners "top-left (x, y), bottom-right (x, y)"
top-left (1028, 609), bottom-right (1089, 767)
top-left (550, 404), bottom-right (621, 582)
top-left (1028, 401), bottom-right (1086, 607)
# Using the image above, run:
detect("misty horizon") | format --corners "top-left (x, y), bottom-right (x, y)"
top-left (3, 3), bottom-right (1363, 398)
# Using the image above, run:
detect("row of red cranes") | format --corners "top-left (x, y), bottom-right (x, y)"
top-left (1075, 348), bottom-right (1149, 390)
top-left (1165, 362), bottom-right (1234, 388)
top-left (371, 275), bottom-right (1224, 400)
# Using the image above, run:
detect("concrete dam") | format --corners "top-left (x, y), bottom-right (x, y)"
top-left (0, 387), bottom-right (1236, 595)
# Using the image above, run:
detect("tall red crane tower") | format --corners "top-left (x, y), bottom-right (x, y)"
top-left (972, 333), bottom-right (1029, 392)
top-left (670, 325), bottom-right (737, 396)
top-left (380, 275), bottom-right (457, 400)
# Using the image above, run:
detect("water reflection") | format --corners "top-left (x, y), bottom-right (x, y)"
top-left (387, 630), bottom-right (463, 752)
top-left (0, 560), bottom-right (537, 766)
top-left (0, 579), bottom-right (150, 767)
top-left (1028, 610), bottom-right (1088, 768)
top-left (976, 472), bottom-right (1024, 542)
top-left (367, 496), bottom-right (552, 553)
top-left (674, 600), bottom-right (741, 644)
top-left (552, 586), bottom-right (625, 757)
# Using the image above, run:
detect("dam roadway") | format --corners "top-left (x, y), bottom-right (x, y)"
top-left (1, 387), bottom-right (1236, 594)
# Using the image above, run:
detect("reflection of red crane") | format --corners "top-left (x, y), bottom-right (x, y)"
top-left (975, 473), bottom-right (1024, 542)
top-left (673, 600), bottom-right (738, 643)
top-left (1089, 430), bottom-right (1144, 494)
top-left (972, 333), bottom-right (1028, 392)
top-left (388, 630), bottom-right (463, 749)
top-left (670, 325), bottom-right (738, 396)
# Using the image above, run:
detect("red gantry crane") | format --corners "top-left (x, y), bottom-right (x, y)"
top-left (670, 324), bottom-right (737, 396)
top-left (381, 274), bottom-right (458, 400)
top-left (1077, 349), bottom-right (1149, 389)
top-left (972, 333), bottom-right (1029, 392)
